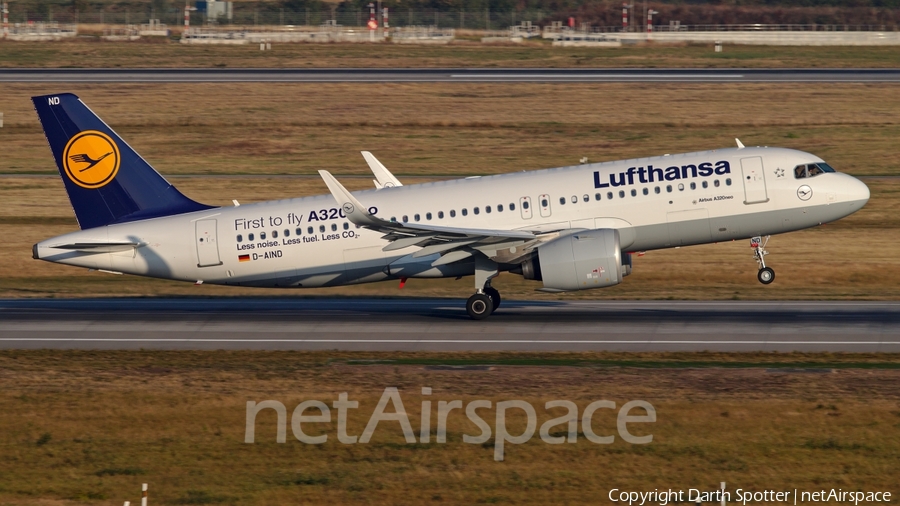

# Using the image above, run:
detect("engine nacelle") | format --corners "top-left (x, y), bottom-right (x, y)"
top-left (521, 229), bottom-right (624, 292)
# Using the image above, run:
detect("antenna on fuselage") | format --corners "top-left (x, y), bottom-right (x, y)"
top-left (735, 138), bottom-right (745, 149)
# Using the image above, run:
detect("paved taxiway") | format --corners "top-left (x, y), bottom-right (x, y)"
top-left (3, 68), bottom-right (900, 83)
top-left (1, 299), bottom-right (898, 352)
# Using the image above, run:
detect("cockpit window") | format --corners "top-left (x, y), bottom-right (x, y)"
top-left (794, 163), bottom-right (835, 179)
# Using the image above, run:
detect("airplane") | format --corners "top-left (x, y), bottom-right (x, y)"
top-left (31, 93), bottom-right (870, 319)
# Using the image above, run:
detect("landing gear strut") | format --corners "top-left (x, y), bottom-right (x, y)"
top-left (467, 255), bottom-right (500, 320)
top-left (751, 235), bottom-right (775, 285)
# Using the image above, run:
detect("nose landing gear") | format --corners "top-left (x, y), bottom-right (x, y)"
top-left (751, 235), bottom-right (775, 284)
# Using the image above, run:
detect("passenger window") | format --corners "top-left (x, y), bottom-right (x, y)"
top-left (439, 211), bottom-right (445, 219)
top-left (260, 232), bottom-right (267, 240)
top-left (343, 222), bottom-right (349, 230)
top-left (619, 190), bottom-right (625, 198)
top-left (571, 195), bottom-right (577, 204)
top-left (319, 225), bottom-right (325, 233)
top-left (272, 230), bottom-right (278, 238)
top-left (666, 185), bottom-right (672, 193)
top-left (642, 188), bottom-right (649, 196)
top-left (474, 207), bottom-right (480, 215)
top-left (678, 183), bottom-right (684, 191)
top-left (450, 210), bottom-right (457, 217)
top-left (595, 193), bottom-right (601, 201)
top-left (521, 201), bottom-right (528, 210)
top-left (498, 204), bottom-right (504, 212)
top-left (690, 182), bottom-right (696, 190)
top-left (558, 197), bottom-right (565, 205)
top-left (237, 234), bottom-right (243, 242)
top-left (631, 189), bottom-right (637, 197)
top-left (726, 178), bottom-right (732, 186)
top-left (714, 180), bottom-right (720, 187)
top-left (510, 203), bottom-right (516, 211)
top-left (284, 229), bottom-right (290, 237)
top-left (402, 215), bottom-right (408, 223)
top-left (390, 216), bottom-right (397, 222)
top-left (307, 227), bottom-right (313, 234)
top-left (249, 233), bottom-right (254, 241)
top-left (414, 214), bottom-right (420, 221)
top-left (331, 224), bottom-right (337, 232)
top-left (486, 206), bottom-right (491, 214)
top-left (654, 186), bottom-right (660, 194)
top-left (462, 209), bottom-right (468, 216)
top-left (583, 194), bottom-right (589, 202)
top-left (426, 212), bottom-right (432, 220)
top-left (702, 181), bottom-right (708, 189)
top-left (296, 228), bottom-right (302, 235)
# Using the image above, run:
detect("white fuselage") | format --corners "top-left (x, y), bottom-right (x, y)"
top-left (35, 147), bottom-right (870, 289)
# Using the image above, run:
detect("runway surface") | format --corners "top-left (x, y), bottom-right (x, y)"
top-left (4, 68), bottom-right (900, 83)
top-left (1, 298), bottom-right (898, 352)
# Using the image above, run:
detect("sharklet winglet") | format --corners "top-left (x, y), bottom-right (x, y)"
top-left (318, 170), bottom-right (383, 227)
top-left (362, 151), bottom-right (403, 189)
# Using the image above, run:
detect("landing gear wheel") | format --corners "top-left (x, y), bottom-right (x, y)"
top-left (466, 293), bottom-right (494, 320)
top-left (751, 236), bottom-right (774, 285)
top-left (758, 267), bottom-right (775, 285)
top-left (484, 287), bottom-right (501, 310)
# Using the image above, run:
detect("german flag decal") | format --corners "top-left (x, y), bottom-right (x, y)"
top-left (238, 254), bottom-right (250, 262)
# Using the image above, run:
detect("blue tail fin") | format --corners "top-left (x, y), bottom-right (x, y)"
top-left (32, 93), bottom-right (214, 230)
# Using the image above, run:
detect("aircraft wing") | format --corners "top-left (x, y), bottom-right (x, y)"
top-left (319, 170), bottom-right (538, 265)
top-left (362, 151), bottom-right (403, 189)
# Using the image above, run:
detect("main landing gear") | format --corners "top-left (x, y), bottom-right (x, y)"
top-left (466, 255), bottom-right (501, 320)
top-left (751, 235), bottom-right (775, 285)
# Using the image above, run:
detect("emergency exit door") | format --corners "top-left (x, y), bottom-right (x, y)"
top-left (740, 157), bottom-right (769, 204)
top-left (196, 219), bottom-right (222, 267)
top-left (538, 194), bottom-right (552, 217)
top-left (519, 196), bottom-right (533, 219)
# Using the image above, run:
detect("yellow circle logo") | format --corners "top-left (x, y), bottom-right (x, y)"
top-left (62, 130), bottom-right (120, 189)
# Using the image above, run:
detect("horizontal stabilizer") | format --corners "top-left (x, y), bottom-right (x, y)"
top-left (50, 241), bottom-right (140, 253)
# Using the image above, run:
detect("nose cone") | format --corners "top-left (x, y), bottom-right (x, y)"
top-left (848, 175), bottom-right (870, 206)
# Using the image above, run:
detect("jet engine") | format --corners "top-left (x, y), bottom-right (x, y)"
top-left (520, 229), bottom-right (626, 292)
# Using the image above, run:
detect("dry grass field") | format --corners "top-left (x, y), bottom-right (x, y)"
top-left (0, 351), bottom-right (898, 505)
top-left (3, 83), bottom-right (899, 177)
top-left (3, 40), bottom-right (900, 69)
top-left (0, 82), bottom-right (898, 299)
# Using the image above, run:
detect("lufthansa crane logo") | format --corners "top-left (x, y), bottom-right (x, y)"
top-left (62, 130), bottom-right (120, 189)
